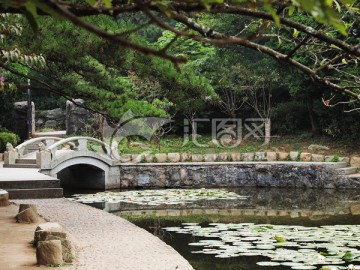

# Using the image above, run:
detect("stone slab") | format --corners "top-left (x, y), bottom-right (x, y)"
top-left (350, 156), bottom-right (360, 168)
top-left (289, 151), bottom-right (299, 161)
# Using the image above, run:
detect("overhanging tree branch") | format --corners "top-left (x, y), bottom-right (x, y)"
top-left (42, 0), bottom-right (187, 65)
top-left (172, 13), bottom-right (360, 101)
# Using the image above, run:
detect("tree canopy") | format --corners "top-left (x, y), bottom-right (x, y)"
top-left (1, 0), bottom-right (359, 109)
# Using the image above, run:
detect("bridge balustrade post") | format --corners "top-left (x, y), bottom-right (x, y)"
top-left (36, 151), bottom-right (51, 169)
top-left (77, 138), bottom-right (87, 151)
top-left (4, 150), bottom-right (19, 165)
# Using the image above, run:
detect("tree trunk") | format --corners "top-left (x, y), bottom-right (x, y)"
top-left (263, 118), bottom-right (271, 145)
top-left (231, 113), bottom-right (237, 140)
top-left (190, 118), bottom-right (197, 141)
top-left (306, 96), bottom-right (320, 137)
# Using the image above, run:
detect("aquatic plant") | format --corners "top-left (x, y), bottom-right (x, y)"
top-left (163, 223), bottom-right (360, 270)
top-left (70, 189), bottom-right (249, 206)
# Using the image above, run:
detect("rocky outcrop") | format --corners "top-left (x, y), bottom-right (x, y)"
top-left (13, 101), bottom-right (35, 141)
top-left (66, 99), bottom-right (91, 135)
top-left (36, 108), bottom-right (66, 130)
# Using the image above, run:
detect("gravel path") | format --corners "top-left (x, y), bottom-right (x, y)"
top-left (15, 198), bottom-right (194, 270)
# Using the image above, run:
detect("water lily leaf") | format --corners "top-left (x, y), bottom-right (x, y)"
top-left (256, 261), bottom-right (281, 266)
top-left (275, 235), bottom-right (286, 242)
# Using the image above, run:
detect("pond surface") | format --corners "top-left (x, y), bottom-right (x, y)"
top-left (129, 214), bottom-right (360, 270)
top-left (67, 187), bottom-right (360, 270)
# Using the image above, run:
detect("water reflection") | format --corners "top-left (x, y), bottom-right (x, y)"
top-left (115, 188), bottom-right (360, 270)
top-left (111, 188), bottom-right (360, 219)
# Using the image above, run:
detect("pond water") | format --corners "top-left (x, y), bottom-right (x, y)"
top-left (67, 187), bottom-right (360, 270)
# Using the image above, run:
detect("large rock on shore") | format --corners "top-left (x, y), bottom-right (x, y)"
top-left (16, 207), bottom-right (40, 223)
top-left (0, 189), bottom-right (9, 207)
top-left (35, 222), bottom-right (73, 263)
top-left (36, 240), bottom-right (63, 265)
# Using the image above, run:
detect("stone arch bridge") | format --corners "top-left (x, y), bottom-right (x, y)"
top-left (4, 136), bottom-right (121, 190)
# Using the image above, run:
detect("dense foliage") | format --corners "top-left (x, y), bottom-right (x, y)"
top-left (0, 0), bottom-right (359, 143)
top-left (0, 131), bottom-right (20, 152)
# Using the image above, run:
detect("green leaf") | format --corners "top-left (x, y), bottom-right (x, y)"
top-left (293, 29), bottom-right (300, 38)
top-left (25, 1), bottom-right (37, 18)
top-left (102, 0), bottom-right (112, 9)
top-left (342, 251), bottom-right (357, 261)
top-left (340, 0), bottom-right (356, 4)
top-left (333, 0), bottom-right (342, 12)
top-left (296, 0), bottom-right (316, 12)
top-left (333, 21), bottom-right (348, 36)
top-left (274, 235), bottom-right (286, 242)
top-left (288, 6), bottom-right (296, 15)
top-left (342, 58), bottom-right (348, 64)
top-left (24, 1), bottom-right (38, 31)
top-left (264, 4), bottom-right (280, 26)
top-left (86, 0), bottom-right (97, 6)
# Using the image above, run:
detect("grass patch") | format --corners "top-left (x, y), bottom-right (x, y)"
top-left (106, 134), bottom-right (360, 157)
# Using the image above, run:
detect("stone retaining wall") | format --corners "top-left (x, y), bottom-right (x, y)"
top-left (120, 162), bottom-right (357, 190)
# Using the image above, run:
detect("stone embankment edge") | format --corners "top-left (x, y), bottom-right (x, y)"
top-left (119, 151), bottom-right (360, 169)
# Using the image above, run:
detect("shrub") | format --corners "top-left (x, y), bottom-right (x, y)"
top-left (271, 101), bottom-right (310, 135)
top-left (0, 132), bottom-right (20, 152)
top-left (314, 101), bottom-right (360, 142)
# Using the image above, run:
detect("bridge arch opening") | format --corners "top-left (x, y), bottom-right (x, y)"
top-left (57, 164), bottom-right (105, 190)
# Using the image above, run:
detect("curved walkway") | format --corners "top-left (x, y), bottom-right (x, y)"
top-left (15, 198), bottom-right (193, 270)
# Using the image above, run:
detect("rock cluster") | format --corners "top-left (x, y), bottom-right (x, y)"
top-left (34, 222), bottom-right (73, 265)
top-left (119, 151), bottom-right (359, 168)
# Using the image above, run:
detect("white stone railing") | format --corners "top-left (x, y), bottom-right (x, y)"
top-left (46, 136), bottom-right (114, 159)
top-left (15, 137), bottom-right (64, 157)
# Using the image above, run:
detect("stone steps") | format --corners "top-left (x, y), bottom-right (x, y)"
top-left (0, 175), bottom-right (63, 199)
top-left (335, 167), bottom-right (358, 175)
top-left (6, 188), bottom-right (63, 199)
top-left (23, 143), bottom-right (40, 156)
top-left (4, 158), bottom-right (38, 169)
top-left (0, 179), bottom-right (60, 190)
top-left (4, 163), bottom-right (39, 169)
top-left (16, 158), bottom-right (36, 165)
